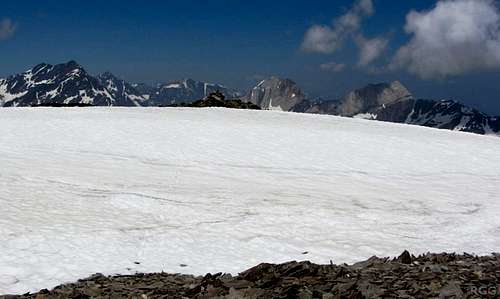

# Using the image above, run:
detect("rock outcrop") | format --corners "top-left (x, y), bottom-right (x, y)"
top-left (7, 252), bottom-right (499, 299)
top-left (243, 77), bottom-right (307, 111)
top-left (169, 91), bottom-right (261, 110)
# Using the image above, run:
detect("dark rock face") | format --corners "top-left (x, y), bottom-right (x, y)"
top-left (337, 81), bottom-right (412, 117)
top-left (282, 80), bottom-right (411, 117)
top-left (396, 250), bottom-right (413, 264)
top-left (143, 79), bottom-right (242, 107)
top-left (243, 77), bottom-right (307, 111)
top-left (490, 116), bottom-right (500, 132)
top-left (97, 72), bottom-right (147, 107)
top-left (406, 99), bottom-right (498, 134)
top-left (6, 252), bottom-right (500, 299)
top-left (371, 97), bottom-right (416, 123)
top-left (0, 61), bottom-right (142, 107)
top-left (132, 83), bottom-right (157, 100)
top-left (374, 98), bottom-right (500, 134)
top-left (169, 91), bottom-right (261, 110)
top-left (286, 79), bottom-right (499, 136)
top-left (292, 98), bottom-right (340, 115)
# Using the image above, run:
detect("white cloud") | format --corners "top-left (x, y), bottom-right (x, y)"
top-left (301, 25), bottom-right (339, 54)
top-left (357, 0), bottom-right (374, 16)
top-left (301, 0), bottom-right (373, 54)
top-left (320, 61), bottom-right (346, 72)
top-left (0, 18), bottom-right (16, 41)
top-left (391, 0), bottom-right (500, 79)
top-left (356, 35), bottom-right (389, 67)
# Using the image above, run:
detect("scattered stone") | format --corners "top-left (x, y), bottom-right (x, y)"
top-left (3, 252), bottom-right (500, 298)
top-left (168, 91), bottom-right (261, 110)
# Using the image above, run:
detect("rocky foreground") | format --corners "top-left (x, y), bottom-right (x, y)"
top-left (3, 252), bottom-right (500, 299)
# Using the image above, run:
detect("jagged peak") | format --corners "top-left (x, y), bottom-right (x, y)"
top-left (65, 60), bottom-right (81, 68)
top-left (98, 71), bottom-right (120, 81)
top-left (254, 76), bottom-right (298, 89)
top-left (390, 80), bottom-right (405, 88)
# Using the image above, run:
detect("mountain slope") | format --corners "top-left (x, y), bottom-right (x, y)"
top-left (0, 61), bottom-right (118, 107)
top-left (373, 98), bottom-right (500, 135)
top-left (244, 77), bottom-right (498, 135)
top-left (242, 77), bottom-right (306, 111)
top-left (97, 72), bottom-right (148, 107)
top-left (143, 78), bottom-right (242, 106)
top-left (0, 62), bottom-right (243, 108)
top-left (292, 81), bottom-right (412, 117)
top-left (338, 81), bottom-right (412, 116)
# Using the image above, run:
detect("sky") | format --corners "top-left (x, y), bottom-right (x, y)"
top-left (2, 0), bottom-right (500, 114)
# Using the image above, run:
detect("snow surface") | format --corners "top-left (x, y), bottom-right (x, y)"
top-left (1, 107), bottom-right (500, 294)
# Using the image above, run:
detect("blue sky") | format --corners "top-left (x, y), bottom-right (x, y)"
top-left (2, 0), bottom-right (500, 114)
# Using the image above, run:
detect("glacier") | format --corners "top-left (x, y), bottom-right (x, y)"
top-left (0, 107), bottom-right (499, 294)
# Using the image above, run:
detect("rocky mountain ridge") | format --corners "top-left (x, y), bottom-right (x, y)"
top-left (141, 78), bottom-right (242, 107)
top-left (1, 61), bottom-right (498, 135)
top-left (0, 61), bottom-right (119, 107)
top-left (248, 76), bottom-right (499, 135)
top-left (0, 61), bottom-right (240, 108)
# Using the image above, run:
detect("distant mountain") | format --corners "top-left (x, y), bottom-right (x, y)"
top-left (97, 72), bottom-right (147, 106)
top-left (374, 98), bottom-right (500, 135)
top-left (242, 76), bottom-right (306, 111)
top-left (140, 78), bottom-right (243, 106)
top-left (0, 61), bottom-right (147, 107)
top-left (248, 76), bottom-right (500, 135)
top-left (292, 81), bottom-right (412, 116)
top-left (0, 61), bottom-right (114, 107)
top-left (1, 61), bottom-right (498, 136)
top-left (131, 83), bottom-right (156, 101)
top-left (338, 81), bottom-right (412, 116)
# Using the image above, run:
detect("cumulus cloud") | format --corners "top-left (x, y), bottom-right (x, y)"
top-left (301, 0), bottom-right (373, 54)
top-left (320, 61), bottom-right (346, 72)
top-left (0, 18), bottom-right (16, 41)
top-left (355, 35), bottom-right (389, 67)
top-left (390, 0), bottom-right (500, 79)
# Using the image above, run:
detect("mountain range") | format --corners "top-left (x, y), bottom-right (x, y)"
top-left (0, 61), bottom-right (240, 108)
top-left (242, 77), bottom-right (500, 135)
top-left (1, 60), bottom-right (499, 136)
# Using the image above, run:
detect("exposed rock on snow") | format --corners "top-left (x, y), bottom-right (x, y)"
top-left (144, 78), bottom-right (242, 107)
top-left (6, 252), bottom-right (499, 298)
top-left (168, 91), bottom-right (260, 110)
